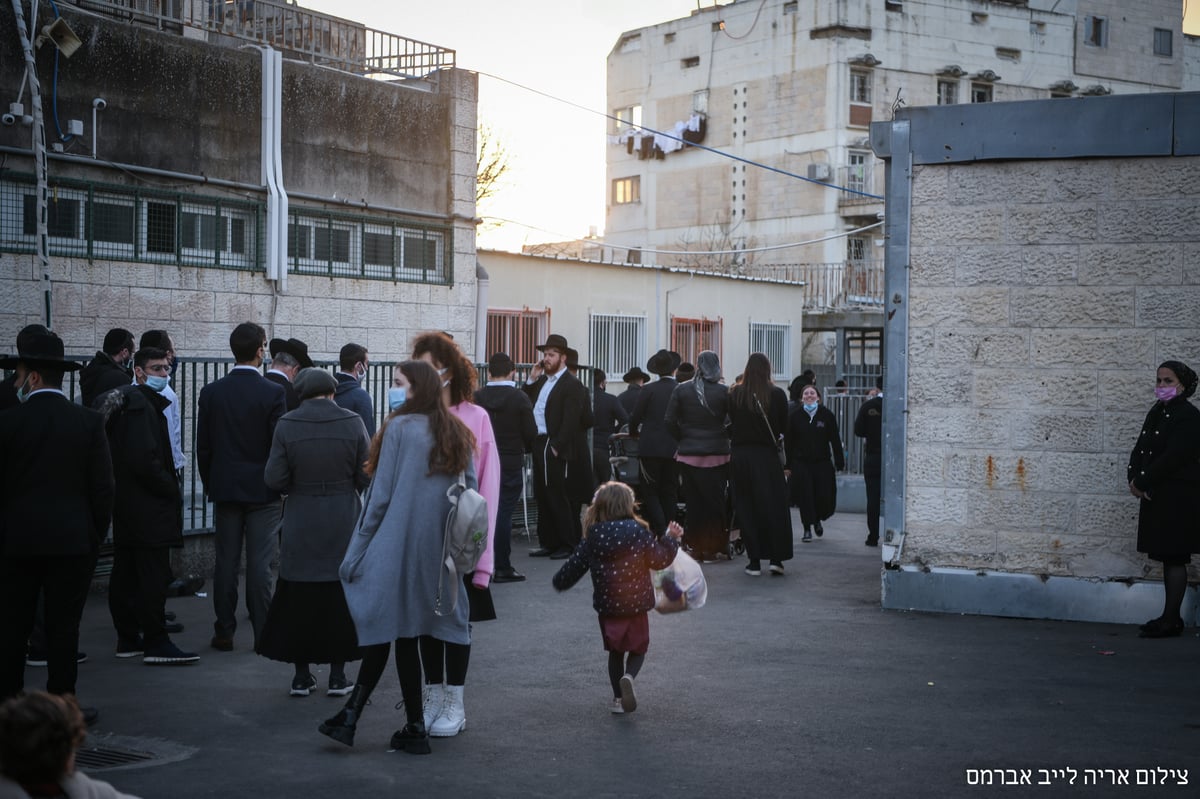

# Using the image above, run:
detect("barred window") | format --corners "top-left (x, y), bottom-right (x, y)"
top-left (486, 308), bottom-right (549, 366)
top-left (749, 322), bottom-right (790, 379)
top-left (589, 313), bottom-right (646, 376)
top-left (671, 317), bottom-right (722, 365)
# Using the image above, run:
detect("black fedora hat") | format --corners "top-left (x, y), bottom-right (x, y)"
top-left (269, 337), bottom-right (314, 368)
top-left (646, 349), bottom-right (681, 377)
top-left (0, 329), bottom-right (81, 371)
top-left (622, 366), bottom-right (650, 384)
top-left (535, 333), bottom-right (569, 353)
top-left (565, 348), bottom-right (580, 369)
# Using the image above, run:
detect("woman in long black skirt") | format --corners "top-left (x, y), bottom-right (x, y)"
top-left (258, 368), bottom-right (370, 696)
top-left (727, 353), bottom-right (794, 576)
top-left (787, 384), bottom-right (845, 543)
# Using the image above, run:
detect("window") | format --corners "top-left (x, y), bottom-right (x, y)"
top-left (846, 151), bottom-right (870, 194)
top-left (937, 79), bottom-right (958, 105)
top-left (486, 308), bottom-right (549, 366)
top-left (664, 32), bottom-right (676, 44)
top-left (693, 89), bottom-right (709, 115)
top-left (178, 204), bottom-right (253, 266)
top-left (23, 193), bottom-right (81, 239)
top-left (614, 105), bottom-right (642, 134)
top-left (850, 69), bottom-right (872, 104)
top-left (288, 216), bottom-right (355, 274)
top-left (749, 323), bottom-right (790, 379)
top-left (783, 1), bottom-right (797, 13)
top-left (995, 47), bottom-right (1020, 62)
top-left (1154, 28), bottom-right (1172, 57)
top-left (1084, 15), bottom-right (1107, 48)
top-left (589, 314), bottom-right (646, 376)
top-left (970, 82), bottom-right (993, 103)
top-left (612, 176), bottom-right (640, 205)
top-left (847, 235), bottom-right (869, 264)
top-left (145, 202), bottom-right (177, 255)
top-left (884, 0), bottom-right (902, 11)
top-left (670, 317), bottom-right (722, 365)
top-left (971, 12), bottom-right (987, 24)
top-left (681, 56), bottom-right (700, 69)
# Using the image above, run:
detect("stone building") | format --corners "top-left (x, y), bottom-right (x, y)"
top-left (871, 91), bottom-right (1200, 623)
top-left (0, 0), bottom-right (478, 362)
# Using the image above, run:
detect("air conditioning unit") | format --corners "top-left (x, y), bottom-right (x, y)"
top-left (807, 163), bottom-right (832, 180)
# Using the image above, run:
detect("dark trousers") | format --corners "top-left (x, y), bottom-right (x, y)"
top-left (213, 500), bottom-right (281, 645)
top-left (592, 447), bottom-right (612, 487)
top-left (493, 466), bottom-right (524, 571)
top-left (864, 453), bottom-right (882, 541)
top-left (108, 546), bottom-right (172, 646)
top-left (679, 462), bottom-right (728, 556)
top-left (531, 437), bottom-right (574, 551)
top-left (0, 553), bottom-right (96, 700)
top-left (638, 456), bottom-right (678, 535)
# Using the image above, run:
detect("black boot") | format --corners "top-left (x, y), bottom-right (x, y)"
top-left (318, 684), bottom-right (368, 747)
top-left (389, 721), bottom-right (431, 755)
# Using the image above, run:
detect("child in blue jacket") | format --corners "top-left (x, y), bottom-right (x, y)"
top-left (553, 481), bottom-right (683, 714)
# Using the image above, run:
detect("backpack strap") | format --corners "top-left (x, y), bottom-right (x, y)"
top-left (435, 471), bottom-right (468, 616)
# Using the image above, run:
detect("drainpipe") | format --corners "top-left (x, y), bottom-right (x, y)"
top-left (259, 46), bottom-right (287, 292)
top-left (11, 0), bottom-right (51, 325)
top-left (474, 260), bottom-right (489, 362)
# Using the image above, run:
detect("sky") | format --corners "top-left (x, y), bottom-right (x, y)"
top-left (304, 1), bottom-right (1200, 252)
top-left (302, 0), bottom-right (703, 252)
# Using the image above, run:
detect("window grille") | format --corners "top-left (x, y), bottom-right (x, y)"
top-left (486, 308), bottom-right (549, 365)
top-left (671, 317), bottom-right (722, 365)
top-left (749, 322), bottom-right (790, 379)
top-left (589, 314), bottom-right (646, 376)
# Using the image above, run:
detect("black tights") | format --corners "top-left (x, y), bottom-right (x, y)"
top-left (1162, 564), bottom-right (1188, 622)
top-left (355, 639), bottom-right (423, 724)
top-left (418, 636), bottom-right (470, 686)
top-left (294, 661), bottom-right (345, 680)
top-left (607, 651), bottom-right (645, 698)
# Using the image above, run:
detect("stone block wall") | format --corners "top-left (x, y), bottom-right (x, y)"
top-left (903, 155), bottom-right (1200, 581)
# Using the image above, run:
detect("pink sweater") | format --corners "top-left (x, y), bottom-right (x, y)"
top-left (450, 402), bottom-right (501, 585)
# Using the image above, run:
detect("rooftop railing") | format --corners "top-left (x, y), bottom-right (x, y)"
top-left (740, 261), bottom-right (885, 310)
top-left (69, 0), bottom-right (455, 79)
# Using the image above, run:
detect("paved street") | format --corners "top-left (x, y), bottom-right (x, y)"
top-left (34, 512), bottom-right (1200, 798)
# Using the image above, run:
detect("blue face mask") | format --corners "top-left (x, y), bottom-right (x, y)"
top-left (146, 374), bottom-right (170, 393)
top-left (388, 386), bottom-right (407, 411)
top-left (803, 402), bottom-right (819, 413)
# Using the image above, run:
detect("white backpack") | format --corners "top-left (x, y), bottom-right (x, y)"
top-left (434, 471), bottom-right (488, 616)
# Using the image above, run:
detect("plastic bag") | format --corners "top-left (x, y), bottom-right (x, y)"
top-left (651, 549), bottom-right (707, 613)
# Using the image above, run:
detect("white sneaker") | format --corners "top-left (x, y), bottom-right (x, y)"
top-left (618, 674), bottom-right (637, 713)
top-left (422, 683), bottom-right (445, 730)
top-left (610, 698), bottom-right (624, 714)
top-left (769, 563), bottom-right (785, 575)
top-left (430, 684), bottom-right (466, 737)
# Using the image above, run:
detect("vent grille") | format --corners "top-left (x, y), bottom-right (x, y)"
top-left (75, 745), bottom-right (155, 770)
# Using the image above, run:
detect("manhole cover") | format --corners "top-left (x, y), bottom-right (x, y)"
top-left (75, 745), bottom-right (155, 770)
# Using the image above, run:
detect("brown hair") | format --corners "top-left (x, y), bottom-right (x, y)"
top-left (731, 352), bottom-right (774, 411)
top-left (0, 691), bottom-right (86, 784)
top-left (412, 331), bottom-right (477, 406)
top-left (366, 360), bottom-right (474, 477)
top-left (583, 481), bottom-right (649, 536)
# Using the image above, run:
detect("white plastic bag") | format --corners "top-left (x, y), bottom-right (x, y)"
top-left (652, 549), bottom-right (708, 613)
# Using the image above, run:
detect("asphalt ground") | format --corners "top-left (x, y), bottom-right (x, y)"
top-left (28, 512), bottom-right (1200, 798)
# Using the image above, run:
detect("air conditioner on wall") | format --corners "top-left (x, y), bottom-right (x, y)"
top-left (807, 163), bottom-right (832, 180)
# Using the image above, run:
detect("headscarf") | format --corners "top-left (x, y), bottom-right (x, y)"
top-left (694, 350), bottom-right (721, 412)
top-left (1159, 360), bottom-right (1198, 400)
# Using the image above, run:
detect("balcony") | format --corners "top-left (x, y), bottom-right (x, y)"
top-left (741, 261), bottom-right (884, 311)
top-left (70, 0), bottom-right (455, 79)
top-left (837, 164), bottom-right (884, 210)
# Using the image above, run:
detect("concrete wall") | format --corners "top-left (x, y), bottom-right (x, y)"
top-left (0, 5), bottom-right (478, 361)
top-left (872, 92), bottom-right (1200, 624)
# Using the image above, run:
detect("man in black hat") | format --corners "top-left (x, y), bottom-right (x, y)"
top-left (522, 334), bottom-right (586, 559)
top-left (617, 366), bottom-right (649, 417)
top-left (80, 328), bottom-right (135, 408)
top-left (591, 368), bottom-right (629, 487)
top-left (0, 325), bottom-right (50, 411)
top-left (630, 349), bottom-right (682, 534)
top-left (267, 337), bottom-right (314, 412)
top-left (854, 376), bottom-right (884, 547)
top-left (474, 353), bottom-right (537, 582)
top-left (0, 330), bottom-right (113, 715)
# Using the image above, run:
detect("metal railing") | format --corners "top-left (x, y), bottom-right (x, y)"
top-left (740, 261), bottom-right (885, 310)
top-left (838, 164), bottom-right (883, 206)
top-left (71, 0), bottom-right (455, 79)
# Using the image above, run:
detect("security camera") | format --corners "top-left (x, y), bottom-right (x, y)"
top-left (92, 98), bottom-right (106, 110)
top-left (1, 114), bottom-right (14, 126)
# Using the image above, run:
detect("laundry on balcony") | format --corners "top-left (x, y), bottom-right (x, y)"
top-left (610, 114), bottom-right (706, 159)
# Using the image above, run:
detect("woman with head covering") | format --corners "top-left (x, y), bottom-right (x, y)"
top-left (664, 350), bottom-right (731, 561)
top-left (727, 353), bottom-right (793, 576)
top-left (1127, 360), bottom-right (1200, 638)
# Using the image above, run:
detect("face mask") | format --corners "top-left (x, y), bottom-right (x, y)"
top-left (15, 375), bottom-right (32, 403)
top-left (803, 402), bottom-right (819, 413)
top-left (388, 387), bottom-right (407, 411)
top-left (356, 365), bottom-right (367, 382)
top-left (1155, 386), bottom-right (1178, 402)
top-left (146, 375), bottom-right (170, 393)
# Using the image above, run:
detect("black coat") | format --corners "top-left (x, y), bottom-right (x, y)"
top-left (727, 385), bottom-right (788, 450)
top-left (474, 383), bottom-right (537, 473)
top-left (197, 367), bottom-right (287, 505)
top-left (100, 385), bottom-right (182, 549)
top-left (265, 370), bottom-right (300, 412)
top-left (630, 377), bottom-right (678, 458)
top-left (787, 405), bottom-right (845, 469)
top-left (522, 370), bottom-right (588, 460)
top-left (1128, 397), bottom-right (1200, 558)
top-left (592, 388), bottom-right (629, 452)
top-left (664, 379), bottom-right (730, 456)
top-left (617, 384), bottom-right (643, 418)
top-left (0, 391), bottom-right (114, 556)
top-left (80, 351), bottom-right (132, 408)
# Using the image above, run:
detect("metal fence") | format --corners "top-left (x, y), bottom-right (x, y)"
top-left (740, 261), bottom-right (884, 310)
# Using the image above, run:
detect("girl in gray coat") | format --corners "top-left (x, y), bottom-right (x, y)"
top-left (319, 360), bottom-right (477, 754)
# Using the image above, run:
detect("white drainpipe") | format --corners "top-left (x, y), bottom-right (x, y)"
top-left (260, 46), bottom-right (287, 291)
top-left (474, 261), bottom-right (489, 362)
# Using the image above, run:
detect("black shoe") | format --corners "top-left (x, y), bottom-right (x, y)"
top-left (81, 706), bottom-right (100, 727)
top-left (168, 575), bottom-right (205, 597)
top-left (163, 621), bottom-right (184, 634)
top-left (143, 640), bottom-right (200, 665)
top-left (1138, 615), bottom-right (1165, 632)
top-left (1139, 617), bottom-right (1184, 639)
top-left (327, 674), bottom-right (355, 697)
top-left (389, 722), bottom-right (432, 755)
top-left (319, 685), bottom-right (368, 747)
top-left (865, 536), bottom-right (879, 547)
top-left (528, 548), bottom-right (554, 557)
top-left (814, 522), bottom-right (824, 538)
top-left (25, 651), bottom-right (87, 667)
top-left (492, 567), bottom-right (526, 583)
top-left (290, 673), bottom-right (317, 696)
top-left (549, 548), bottom-right (572, 560)
top-left (801, 529), bottom-right (813, 543)
top-left (210, 635), bottom-right (234, 652)
top-left (116, 636), bottom-right (144, 658)
top-left (164, 610), bottom-right (177, 622)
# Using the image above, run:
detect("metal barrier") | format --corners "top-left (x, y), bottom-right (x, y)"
top-left (739, 261), bottom-right (885, 309)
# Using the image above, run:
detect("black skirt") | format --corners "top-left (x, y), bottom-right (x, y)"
top-left (466, 573), bottom-right (497, 622)
top-left (256, 579), bottom-right (361, 664)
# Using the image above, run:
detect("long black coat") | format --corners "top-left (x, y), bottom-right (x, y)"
top-left (522, 370), bottom-right (588, 460)
top-left (786, 405), bottom-right (845, 520)
top-left (100, 385), bottom-right (182, 549)
top-left (630, 377), bottom-right (678, 459)
top-left (1127, 397), bottom-right (1200, 558)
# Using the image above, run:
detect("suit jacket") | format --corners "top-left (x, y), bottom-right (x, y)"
top-left (474, 383), bottom-right (537, 472)
top-left (265, 370), bottom-right (300, 412)
top-left (0, 391), bottom-right (114, 556)
top-left (196, 367), bottom-right (287, 505)
top-left (522, 370), bottom-right (587, 460)
top-left (629, 377), bottom-right (678, 459)
top-left (593, 387), bottom-right (629, 451)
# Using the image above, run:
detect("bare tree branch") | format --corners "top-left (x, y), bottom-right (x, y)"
top-left (476, 123), bottom-right (511, 204)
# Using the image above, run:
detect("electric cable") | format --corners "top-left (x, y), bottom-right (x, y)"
top-left (719, 0), bottom-right (768, 41)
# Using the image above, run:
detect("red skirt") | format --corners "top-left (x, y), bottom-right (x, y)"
top-left (598, 612), bottom-right (649, 655)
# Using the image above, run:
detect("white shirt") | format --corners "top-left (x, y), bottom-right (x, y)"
top-left (487, 380), bottom-right (516, 387)
top-left (532, 371), bottom-right (563, 435)
top-left (266, 368), bottom-right (292, 382)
